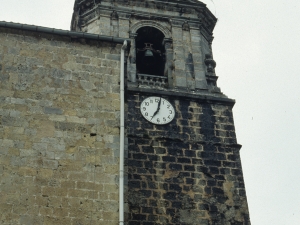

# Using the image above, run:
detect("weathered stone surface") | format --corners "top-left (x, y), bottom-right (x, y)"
top-left (126, 93), bottom-right (251, 225)
top-left (1, 1), bottom-right (250, 224)
top-left (0, 27), bottom-right (121, 225)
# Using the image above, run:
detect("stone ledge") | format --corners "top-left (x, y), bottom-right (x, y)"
top-left (127, 85), bottom-right (236, 106)
top-left (0, 21), bottom-right (131, 44)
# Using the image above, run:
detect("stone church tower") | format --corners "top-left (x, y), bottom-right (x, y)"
top-left (0, 0), bottom-right (250, 224)
top-left (71, 0), bottom-right (251, 224)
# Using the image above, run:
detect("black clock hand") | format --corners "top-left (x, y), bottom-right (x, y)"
top-left (151, 97), bottom-right (161, 120)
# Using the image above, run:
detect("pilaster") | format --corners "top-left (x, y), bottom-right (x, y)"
top-left (163, 38), bottom-right (174, 89)
top-left (128, 32), bottom-right (138, 83)
top-left (118, 12), bottom-right (130, 38)
top-left (190, 27), bottom-right (209, 90)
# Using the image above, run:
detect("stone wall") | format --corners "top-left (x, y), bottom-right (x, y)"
top-left (0, 27), bottom-right (121, 225)
top-left (126, 92), bottom-right (251, 225)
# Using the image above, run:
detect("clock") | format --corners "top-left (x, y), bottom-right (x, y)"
top-left (140, 96), bottom-right (175, 125)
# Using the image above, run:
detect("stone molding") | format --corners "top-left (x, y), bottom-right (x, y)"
top-left (72, 1), bottom-right (217, 35)
top-left (0, 21), bottom-right (130, 44)
top-left (130, 20), bottom-right (172, 39)
top-left (127, 86), bottom-right (234, 106)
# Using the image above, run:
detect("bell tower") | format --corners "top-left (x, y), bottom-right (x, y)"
top-left (72, 0), bottom-right (251, 224)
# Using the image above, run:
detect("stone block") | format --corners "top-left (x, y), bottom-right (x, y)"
top-left (175, 76), bottom-right (187, 88)
top-left (43, 107), bottom-right (63, 115)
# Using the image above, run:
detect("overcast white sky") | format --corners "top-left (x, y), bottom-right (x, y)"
top-left (1, 0), bottom-right (300, 224)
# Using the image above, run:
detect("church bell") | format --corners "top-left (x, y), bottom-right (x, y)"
top-left (143, 48), bottom-right (155, 66)
top-left (144, 49), bottom-right (154, 57)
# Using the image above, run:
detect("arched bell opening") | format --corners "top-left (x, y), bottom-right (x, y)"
top-left (136, 26), bottom-right (165, 76)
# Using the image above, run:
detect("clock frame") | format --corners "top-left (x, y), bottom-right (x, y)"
top-left (140, 96), bottom-right (175, 125)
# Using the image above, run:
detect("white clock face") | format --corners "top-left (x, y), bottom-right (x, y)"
top-left (140, 96), bottom-right (175, 125)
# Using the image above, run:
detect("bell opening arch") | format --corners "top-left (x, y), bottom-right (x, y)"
top-left (136, 26), bottom-right (165, 76)
top-left (128, 21), bottom-right (173, 87)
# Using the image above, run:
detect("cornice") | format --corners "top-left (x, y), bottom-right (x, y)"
top-left (127, 86), bottom-right (235, 107)
top-left (0, 21), bottom-right (130, 44)
top-left (72, 0), bottom-right (217, 34)
top-left (78, 5), bottom-right (214, 42)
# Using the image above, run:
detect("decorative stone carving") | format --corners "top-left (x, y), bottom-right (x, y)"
top-left (204, 54), bottom-right (219, 90)
top-left (111, 11), bottom-right (119, 20)
top-left (204, 54), bottom-right (216, 73)
top-left (130, 21), bottom-right (172, 39)
top-left (182, 21), bottom-right (190, 31)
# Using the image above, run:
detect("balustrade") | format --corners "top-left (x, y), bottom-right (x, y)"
top-left (136, 73), bottom-right (168, 88)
